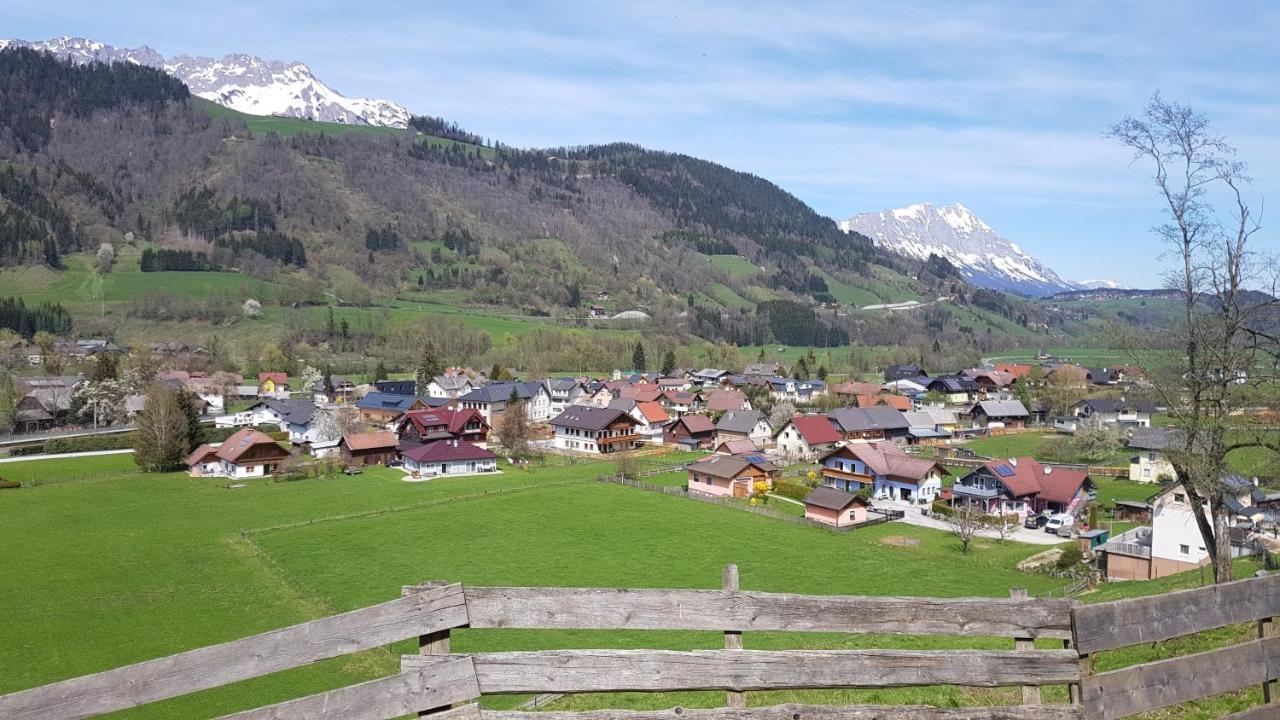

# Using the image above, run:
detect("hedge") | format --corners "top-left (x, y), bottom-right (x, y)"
top-left (772, 478), bottom-right (813, 502)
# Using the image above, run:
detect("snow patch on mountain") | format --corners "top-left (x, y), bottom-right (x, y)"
top-left (839, 202), bottom-right (1074, 297)
top-left (3, 36), bottom-right (410, 128)
top-left (1070, 279), bottom-right (1130, 290)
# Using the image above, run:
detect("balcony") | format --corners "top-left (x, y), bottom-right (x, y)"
top-left (951, 483), bottom-right (1000, 499)
top-left (1100, 527), bottom-right (1153, 559)
top-left (821, 466), bottom-right (872, 482)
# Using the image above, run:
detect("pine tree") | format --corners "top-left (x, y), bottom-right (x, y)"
top-left (415, 343), bottom-right (443, 394)
top-left (375, 360), bottom-right (388, 382)
top-left (632, 341), bottom-right (647, 372)
top-left (660, 349), bottom-right (677, 376)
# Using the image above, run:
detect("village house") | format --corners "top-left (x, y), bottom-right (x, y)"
top-left (395, 408), bottom-right (490, 449)
top-left (663, 413), bottom-right (717, 450)
top-left (900, 407), bottom-right (958, 446)
top-left (625, 400), bottom-right (670, 444)
top-left (550, 406), bottom-right (643, 454)
top-left (713, 409), bottom-right (773, 449)
top-left (660, 389), bottom-right (697, 414)
top-left (257, 372), bottom-right (290, 399)
top-left (714, 438), bottom-right (757, 455)
top-left (459, 381), bottom-right (552, 424)
top-left (884, 363), bottom-right (929, 382)
top-left (968, 399), bottom-right (1030, 430)
top-left (1099, 475), bottom-right (1260, 581)
top-left (12, 376), bottom-right (80, 433)
top-left (950, 458), bottom-right (1094, 520)
top-left (1069, 398), bottom-right (1156, 430)
top-left (963, 369), bottom-right (1016, 392)
top-left (742, 361), bottom-right (785, 378)
top-left (803, 485), bottom-right (870, 527)
top-left (819, 442), bottom-right (945, 505)
top-left (925, 375), bottom-right (982, 405)
top-left (374, 379), bottom-right (417, 395)
top-left (402, 439), bottom-right (499, 477)
top-left (546, 378), bottom-right (586, 413)
top-left (423, 374), bottom-right (475, 399)
top-left (686, 453), bottom-right (778, 498)
top-left (688, 368), bottom-right (729, 387)
top-left (356, 392), bottom-right (432, 428)
top-left (339, 431), bottom-right (399, 466)
top-left (832, 380), bottom-right (887, 399)
top-left (185, 428), bottom-right (290, 479)
top-left (181, 372), bottom-right (238, 413)
top-left (827, 406), bottom-right (911, 443)
top-left (854, 394), bottom-right (913, 412)
top-left (774, 414), bottom-right (842, 461)
top-left (884, 378), bottom-right (929, 395)
top-left (1127, 427), bottom-right (1179, 483)
top-left (767, 377), bottom-right (826, 403)
top-left (993, 363), bottom-right (1034, 381)
top-left (704, 387), bottom-right (751, 412)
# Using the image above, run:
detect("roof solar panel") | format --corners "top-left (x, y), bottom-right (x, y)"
top-left (993, 464), bottom-right (1015, 477)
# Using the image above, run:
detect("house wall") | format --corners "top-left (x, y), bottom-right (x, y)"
top-left (804, 503), bottom-right (865, 527)
top-left (1104, 552), bottom-right (1152, 581)
top-left (1130, 450), bottom-right (1175, 483)
top-left (405, 457), bottom-right (498, 476)
top-left (774, 424), bottom-right (812, 460)
top-left (1151, 491), bottom-right (1212, 567)
top-left (688, 472), bottom-right (734, 497)
top-left (343, 447), bottom-right (396, 466)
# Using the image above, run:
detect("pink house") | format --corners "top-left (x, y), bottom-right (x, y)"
top-left (687, 454), bottom-right (778, 499)
top-left (803, 486), bottom-right (869, 527)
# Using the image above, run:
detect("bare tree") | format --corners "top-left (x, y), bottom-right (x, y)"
top-left (134, 385), bottom-right (193, 471)
top-left (1109, 94), bottom-right (1279, 583)
top-left (945, 503), bottom-right (986, 555)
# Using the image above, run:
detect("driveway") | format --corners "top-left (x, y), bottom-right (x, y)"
top-left (872, 498), bottom-right (1068, 545)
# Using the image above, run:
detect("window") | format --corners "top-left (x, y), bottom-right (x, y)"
top-left (1174, 493), bottom-right (1186, 504)
top-left (1179, 544), bottom-right (1190, 555)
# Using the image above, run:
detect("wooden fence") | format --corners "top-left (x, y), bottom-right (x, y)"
top-left (2, 569), bottom-right (1279, 720)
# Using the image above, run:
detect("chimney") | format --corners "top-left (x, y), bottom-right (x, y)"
top-left (1008, 458), bottom-right (1017, 467)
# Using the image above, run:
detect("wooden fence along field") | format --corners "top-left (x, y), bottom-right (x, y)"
top-left (2, 567), bottom-right (1279, 720)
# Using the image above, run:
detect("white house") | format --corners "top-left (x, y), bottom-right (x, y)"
top-left (546, 378), bottom-right (586, 414)
top-left (714, 409), bottom-right (773, 449)
top-left (550, 406), bottom-right (642, 454)
top-left (185, 428), bottom-right (290, 479)
top-left (402, 440), bottom-right (499, 477)
top-left (458, 381), bottom-right (552, 424)
top-left (773, 415), bottom-right (842, 461)
top-left (424, 375), bottom-right (474, 399)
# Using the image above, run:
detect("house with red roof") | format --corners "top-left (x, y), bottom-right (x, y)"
top-left (660, 389), bottom-right (697, 415)
top-left (704, 388), bottom-right (750, 413)
top-left (774, 414), bottom-right (842, 461)
top-left (257, 372), bottom-right (290, 399)
top-left (630, 400), bottom-right (670, 443)
top-left (951, 457), bottom-right (1094, 519)
top-left (395, 408), bottom-right (490, 448)
top-left (185, 428), bottom-right (289, 479)
top-left (663, 413), bottom-right (716, 449)
top-left (819, 442), bottom-right (945, 505)
top-left (854, 394), bottom-right (912, 412)
top-left (402, 439), bottom-right (499, 477)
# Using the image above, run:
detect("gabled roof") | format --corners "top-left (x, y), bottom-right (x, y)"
top-left (705, 388), bottom-right (750, 412)
top-left (885, 363), bottom-right (928, 379)
top-left (550, 406), bottom-right (638, 431)
top-left (965, 458), bottom-right (1090, 503)
top-left (400, 408), bottom-right (489, 435)
top-left (832, 381), bottom-right (885, 396)
top-left (822, 442), bottom-right (942, 483)
top-left (691, 368), bottom-right (728, 379)
top-left (973, 400), bottom-right (1029, 418)
top-left (402, 439), bottom-right (498, 463)
top-left (213, 428), bottom-right (286, 463)
top-left (927, 375), bottom-right (980, 393)
top-left (1127, 427), bottom-right (1183, 451)
top-left (854, 394), bottom-right (911, 411)
top-left (548, 378), bottom-right (584, 392)
top-left (431, 375), bottom-right (473, 391)
top-left (689, 453), bottom-right (777, 480)
top-left (827, 406), bottom-right (910, 433)
top-left (716, 409), bottom-right (768, 434)
top-left (460, 381), bottom-right (547, 404)
top-left (669, 413), bottom-right (715, 434)
top-left (786, 415), bottom-right (843, 445)
top-left (804, 485), bottom-right (866, 511)
top-left (635, 401), bottom-right (669, 424)
top-left (663, 389), bottom-right (696, 404)
top-left (994, 363), bottom-right (1033, 379)
top-left (742, 362), bottom-right (782, 376)
top-left (357, 392), bottom-right (424, 412)
top-left (342, 431), bottom-right (399, 452)
top-left (716, 439), bottom-right (757, 455)
top-left (258, 372), bottom-right (288, 386)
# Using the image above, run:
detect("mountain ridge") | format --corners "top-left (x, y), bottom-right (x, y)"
top-left (0, 36), bottom-right (410, 128)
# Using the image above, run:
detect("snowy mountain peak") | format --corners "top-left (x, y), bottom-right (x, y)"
top-left (2, 36), bottom-right (411, 128)
top-left (839, 202), bottom-right (1074, 297)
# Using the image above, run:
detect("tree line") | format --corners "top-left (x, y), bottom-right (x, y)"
top-left (0, 296), bottom-right (72, 338)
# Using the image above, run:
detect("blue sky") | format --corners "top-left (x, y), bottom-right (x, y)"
top-left (4, 1), bottom-right (1278, 287)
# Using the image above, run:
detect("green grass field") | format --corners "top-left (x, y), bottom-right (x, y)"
top-left (706, 254), bottom-right (761, 279)
top-left (193, 97), bottom-right (403, 138)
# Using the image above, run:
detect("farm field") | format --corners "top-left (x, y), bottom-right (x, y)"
top-left (705, 254), bottom-right (760, 279)
top-left (0, 450), bottom-right (1268, 719)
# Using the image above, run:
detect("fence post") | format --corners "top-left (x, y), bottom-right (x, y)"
top-left (1068, 599), bottom-right (1088, 707)
top-left (723, 563), bottom-right (746, 708)
top-left (404, 581), bottom-right (454, 717)
top-left (1262, 615), bottom-right (1277, 703)
top-left (1009, 587), bottom-right (1040, 706)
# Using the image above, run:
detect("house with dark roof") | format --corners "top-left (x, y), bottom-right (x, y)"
top-left (546, 378), bottom-right (586, 413)
top-left (356, 392), bottom-right (431, 428)
top-left (1126, 427), bottom-right (1181, 482)
top-left (550, 406), bottom-right (642, 454)
top-left (767, 377), bottom-right (826, 403)
top-left (687, 453), bottom-right (778, 498)
top-left (423, 374), bottom-right (475, 399)
top-left (819, 442), bottom-right (945, 504)
top-left (925, 375), bottom-right (981, 404)
top-left (185, 428), bottom-right (289, 479)
top-left (951, 458), bottom-right (1093, 520)
top-left (884, 363), bottom-right (928, 381)
top-left (1069, 398), bottom-right (1157, 429)
top-left (459, 381), bottom-right (552, 424)
top-left (12, 376), bottom-right (80, 432)
top-left (803, 486), bottom-right (870, 527)
top-left (396, 408), bottom-right (490, 449)
top-left (714, 409), bottom-right (772, 449)
top-left (826, 407), bottom-right (911, 443)
top-left (374, 379), bottom-right (417, 396)
top-left (968, 400), bottom-right (1030, 429)
top-left (340, 431), bottom-right (400, 466)
top-left (402, 439), bottom-right (499, 477)
top-left (774, 414), bottom-right (842, 460)
top-left (663, 413), bottom-right (717, 449)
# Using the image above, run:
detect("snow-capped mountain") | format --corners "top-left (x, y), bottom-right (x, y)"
top-left (839, 202), bottom-right (1075, 297)
top-left (0, 36), bottom-right (410, 128)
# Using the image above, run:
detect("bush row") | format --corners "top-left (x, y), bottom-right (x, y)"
top-left (5, 424), bottom-right (288, 458)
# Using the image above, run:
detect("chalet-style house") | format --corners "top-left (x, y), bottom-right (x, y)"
top-left (714, 439), bottom-right (757, 455)
top-left (774, 415), bottom-right (842, 461)
top-left (423, 374), bottom-right (474, 399)
top-left (626, 400), bottom-right (670, 444)
top-left (901, 408), bottom-right (958, 444)
top-left (714, 409), bottom-right (772, 449)
top-left (803, 486), bottom-right (869, 527)
top-left (1126, 427), bottom-right (1178, 483)
top-left (1069, 398), bottom-right (1156, 430)
top-left (396, 408), bottom-right (490, 449)
top-left (768, 377), bottom-right (826, 403)
top-left (686, 453), bottom-right (778, 498)
top-left (550, 406), bottom-right (642, 454)
top-left (925, 375), bottom-right (981, 405)
top-left (402, 439), bottom-right (499, 477)
top-left (968, 400), bottom-right (1030, 429)
top-left (884, 363), bottom-right (929, 382)
top-left (660, 389), bottom-right (697, 414)
top-left (459, 381), bottom-right (552, 424)
top-left (832, 380), bottom-right (886, 398)
top-left (819, 442), bottom-right (944, 505)
top-left (705, 388), bottom-right (751, 412)
top-left (963, 369), bottom-right (1016, 392)
top-left (339, 431), bottom-right (399, 466)
top-left (12, 376), bottom-right (79, 433)
top-left (546, 378), bottom-right (586, 413)
top-left (854, 394), bottom-right (912, 412)
top-left (356, 392), bottom-right (431, 428)
top-left (994, 363), bottom-right (1033, 381)
top-left (214, 398), bottom-right (319, 446)
top-left (663, 413), bottom-right (717, 449)
top-left (884, 378), bottom-right (929, 394)
top-left (951, 458), bottom-right (1094, 520)
top-left (185, 428), bottom-right (289, 479)
top-left (742, 361), bottom-right (784, 378)
top-left (826, 407), bottom-right (910, 443)
top-left (257, 372), bottom-right (289, 399)
top-left (1099, 475), bottom-right (1260, 580)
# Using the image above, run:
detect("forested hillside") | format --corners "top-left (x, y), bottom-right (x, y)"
top-left (0, 47), bottom-right (1103, 368)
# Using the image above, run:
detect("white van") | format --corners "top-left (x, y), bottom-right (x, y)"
top-left (1044, 513), bottom-right (1075, 536)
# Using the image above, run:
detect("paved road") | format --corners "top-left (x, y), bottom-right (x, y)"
top-left (872, 498), bottom-right (1067, 545)
top-left (0, 448), bottom-right (135, 464)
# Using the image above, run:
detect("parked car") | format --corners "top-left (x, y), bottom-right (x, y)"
top-left (1024, 512), bottom-right (1050, 529)
top-left (1044, 513), bottom-right (1074, 535)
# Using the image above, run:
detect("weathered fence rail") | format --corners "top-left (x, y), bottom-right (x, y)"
top-left (3, 568), bottom-right (1280, 720)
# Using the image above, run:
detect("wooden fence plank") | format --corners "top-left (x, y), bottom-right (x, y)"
top-left (464, 587), bottom-right (1074, 639)
top-left (404, 649), bottom-right (1080, 694)
top-left (722, 564), bottom-right (745, 709)
top-left (1072, 572), bottom-right (1280, 654)
top-left (1223, 703), bottom-right (1280, 720)
top-left (482, 705), bottom-right (1083, 720)
top-left (0, 583), bottom-right (469, 720)
top-left (215, 660), bottom-right (481, 720)
top-left (1010, 588), bottom-right (1040, 706)
top-left (1081, 636), bottom-right (1280, 720)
